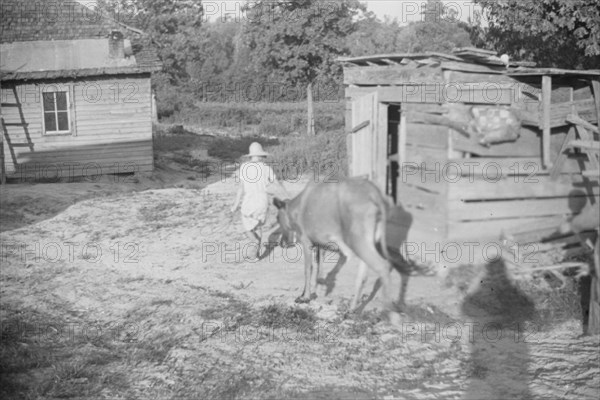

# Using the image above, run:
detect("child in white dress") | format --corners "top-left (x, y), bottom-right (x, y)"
top-left (231, 142), bottom-right (287, 259)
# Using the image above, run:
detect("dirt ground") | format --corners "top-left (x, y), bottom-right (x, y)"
top-left (1, 153), bottom-right (599, 399)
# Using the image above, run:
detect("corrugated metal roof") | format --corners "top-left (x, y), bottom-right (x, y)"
top-left (0, 0), bottom-right (161, 79)
top-left (2, 39), bottom-right (136, 71)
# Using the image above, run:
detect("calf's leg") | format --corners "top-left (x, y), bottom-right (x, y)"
top-left (353, 242), bottom-right (395, 317)
top-left (351, 260), bottom-right (368, 310)
top-left (295, 240), bottom-right (315, 303)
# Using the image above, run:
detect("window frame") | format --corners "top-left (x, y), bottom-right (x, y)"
top-left (41, 86), bottom-right (74, 136)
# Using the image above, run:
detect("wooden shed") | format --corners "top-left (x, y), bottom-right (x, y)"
top-left (0, 0), bottom-right (162, 181)
top-left (339, 49), bottom-right (600, 264)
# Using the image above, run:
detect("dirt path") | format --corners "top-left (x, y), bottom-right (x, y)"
top-left (1, 167), bottom-right (599, 399)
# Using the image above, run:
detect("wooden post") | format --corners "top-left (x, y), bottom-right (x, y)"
top-left (542, 75), bottom-right (552, 170)
top-left (589, 235), bottom-right (600, 335)
top-left (307, 82), bottom-right (315, 136)
top-left (377, 101), bottom-right (388, 191)
top-left (398, 111), bottom-right (407, 181)
top-left (151, 91), bottom-right (158, 123)
top-left (344, 90), bottom-right (353, 176)
top-left (0, 79), bottom-right (5, 185)
top-left (592, 79), bottom-right (600, 125)
top-left (0, 117), bottom-right (5, 185)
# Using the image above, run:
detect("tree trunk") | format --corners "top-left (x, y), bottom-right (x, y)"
top-left (307, 82), bottom-right (315, 136)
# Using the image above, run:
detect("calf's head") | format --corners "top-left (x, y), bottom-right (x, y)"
top-left (273, 197), bottom-right (296, 248)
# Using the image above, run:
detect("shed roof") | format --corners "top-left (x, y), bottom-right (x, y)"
top-left (338, 48), bottom-right (600, 77)
top-left (0, 0), bottom-right (162, 80)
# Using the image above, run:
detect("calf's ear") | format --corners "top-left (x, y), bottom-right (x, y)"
top-left (273, 197), bottom-right (286, 209)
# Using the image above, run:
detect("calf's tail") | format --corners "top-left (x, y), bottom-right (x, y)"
top-left (376, 195), bottom-right (392, 261)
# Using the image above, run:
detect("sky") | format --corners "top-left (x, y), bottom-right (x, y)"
top-left (76, 1), bottom-right (478, 25)
top-left (201, 0), bottom-right (477, 24)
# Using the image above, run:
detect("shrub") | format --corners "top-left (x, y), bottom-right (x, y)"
top-left (267, 129), bottom-right (348, 180)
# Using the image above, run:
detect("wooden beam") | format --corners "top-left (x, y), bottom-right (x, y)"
top-left (542, 75), bottom-right (553, 169)
top-left (381, 58), bottom-right (399, 65)
top-left (566, 114), bottom-right (600, 134)
top-left (445, 174), bottom-right (600, 200)
top-left (406, 111), bottom-right (470, 137)
top-left (346, 85), bottom-right (515, 104)
top-left (550, 127), bottom-right (576, 180)
top-left (440, 61), bottom-right (506, 74)
top-left (349, 120), bottom-right (369, 134)
top-left (548, 99), bottom-right (598, 128)
top-left (568, 139), bottom-right (600, 151)
top-left (448, 196), bottom-right (585, 221)
top-left (591, 79), bottom-right (600, 125)
top-left (344, 65), bottom-right (444, 85)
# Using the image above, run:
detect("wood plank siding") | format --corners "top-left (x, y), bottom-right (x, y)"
top-left (342, 53), bottom-right (600, 251)
top-left (1, 74), bottom-right (153, 178)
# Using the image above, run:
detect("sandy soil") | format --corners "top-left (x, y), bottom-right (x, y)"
top-left (1, 159), bottom-right (599, 399)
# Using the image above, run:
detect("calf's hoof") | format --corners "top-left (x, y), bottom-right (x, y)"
top-left (388, 311), bottom-right (403, 328)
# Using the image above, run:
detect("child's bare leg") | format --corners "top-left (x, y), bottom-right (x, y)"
top-left (255, 228), bottom-right (263, 258)
top-left (244, 230), bottom-right (262, 259)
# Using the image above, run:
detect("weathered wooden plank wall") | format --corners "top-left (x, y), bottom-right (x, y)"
top-left (343, 61), bottom-right (600, 250)
top-left (1, 74), bottom-right (153, 177)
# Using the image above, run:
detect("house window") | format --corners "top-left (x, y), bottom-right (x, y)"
top-left (42, 91), bottom-right (71, 134)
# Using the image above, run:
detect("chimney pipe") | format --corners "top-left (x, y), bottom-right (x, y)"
top-left (108, 31), bottom-right (124, 59)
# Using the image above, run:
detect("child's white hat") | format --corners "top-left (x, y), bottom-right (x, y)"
top-left (245, 142), bottom-right (269, 157)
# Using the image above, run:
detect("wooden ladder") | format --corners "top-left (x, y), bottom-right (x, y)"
top-left (0, 85), bottom-right (35, 182)
top-left (550, 114), bottom-right (600, 182)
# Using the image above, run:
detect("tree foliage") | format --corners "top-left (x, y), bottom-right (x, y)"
top-left (471, 0), bottom-right (600, 69)
top-left (240, 0), bottom-right (365, 87)
top-left (99, 0), bottom-right (204, 83)
top-left (346, 0), bottom-right (472, 56)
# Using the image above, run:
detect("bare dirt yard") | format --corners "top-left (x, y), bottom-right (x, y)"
top-left (1, 139), bottom-right (599, 399)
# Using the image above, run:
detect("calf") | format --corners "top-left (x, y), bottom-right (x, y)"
top-left (273, 178), bottom-right (410, 318)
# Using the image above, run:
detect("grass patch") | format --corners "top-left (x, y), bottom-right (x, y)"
top-left (518, 275), bottom-right (582, 329)
top-left (201, 291), bottom-right (256, 329)
top-left (138, 200), bottom-right (178, 223)
top-left (131, 331), bottom-right (181, 364)
top-left (164, 101), bottom-right (344, 137)
top-left (257, 304), bottom-right (317, 330)
top-left (0, 306), bottom-right (130, 399)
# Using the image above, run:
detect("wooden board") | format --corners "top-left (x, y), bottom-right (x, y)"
top-left (440, 61), bottom-right (506, 74)
top-left (406, 123), bottom-right (449, 149)
top-left (444, 70), bottom-right (518, 84)
top-left (345, 85), bottom-right (514, 105)
top-left (398, 151), bottom-right (450, 195)
top-left (397, 183), bottom-right (445, 213)
top-left (446, 174), bottom-right (600, 200)
top-left (10, 161), bottom-right (153, 179)
top-left (447, 215), bottom-right (566, 241)
top-left (350, 91), bottom-right (378, 181)
top-left (450, 126), bottom-right (542, 157)
top-left (404, 208), bottom-right (448, 243)
top-left (448, 196), bottom-right (589, 221)
top-left (403, 144), bottom-right (449, 164)
top-left (376, 103), bottom-right (388, 191)
top-left (344, 64), bottom-right (445, 85)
